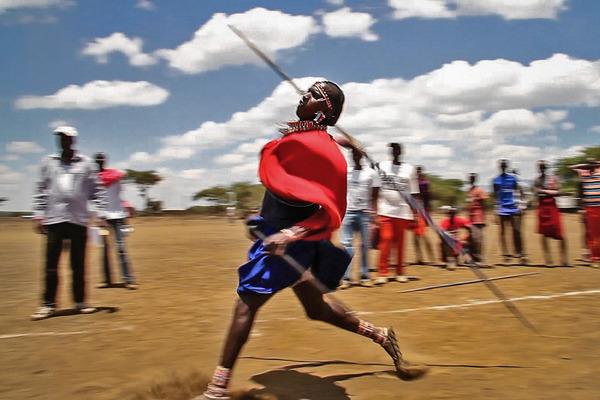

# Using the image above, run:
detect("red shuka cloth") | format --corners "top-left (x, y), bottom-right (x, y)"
top-left (98, 168), bottom-right (125, 187)
top-left (259, 130), bottom-right (347, 241)
top-left (537, 197), bottom-right (563, 240)
top-left (586, 206), bottom-right (600, 260)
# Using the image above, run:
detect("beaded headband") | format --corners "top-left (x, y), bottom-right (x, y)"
top-left (314, 82), bottom-right (333, 111)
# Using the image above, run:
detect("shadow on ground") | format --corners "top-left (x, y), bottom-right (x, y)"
top-left (44, 306), bottom-right (119, 319)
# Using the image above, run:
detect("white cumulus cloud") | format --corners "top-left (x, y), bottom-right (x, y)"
top-left (135, 0), bottom-right (154, 11)
top-left (322, 7), bottom-right (378, 41)
top-left (155, 7), bottom-right (319, 74)
top-left (561, 122), bottom-right (575, 130)
top-left (389, 0), bottom-right (568, 20)
top-left (179, 169), bottom-right (206, 180)
top-left (15, 80), bottom-right (169, 110)
top-left (48, 119), bottom-right (70, 129)
top-left (6, 141), bottom-right (44, 154)
top-left (589, 126), bottom-right (600, 134)
top-left (82, 32), bottom-right (157, 67)
top-left (0, 164), bottom-right (22, 184)
top-left (0, 0), bottom-right (72, 14)
top-left (118, 52), bottom-right (600, 207)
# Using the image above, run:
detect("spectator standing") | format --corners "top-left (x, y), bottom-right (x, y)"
top-left (570, 159), bottom-right (596, 263)
top-left (31, 126), bottom-right (106, 320)
top-left (412, 166), bottom-right (435, 265)
top-left (94, 152), bottom-right (138, 289)
top-left (493, 160), bottom-right (527, 265)
top-left (466, 173), bottom-right (488, 266)
top-left (580, 159), bottom-right (600, 267)
top-left (339, 148), bottom-right (375, 289)
top-left (533, 160), bottom-right (568, 266)
top-left (372, 143), bottom-right (419, 284)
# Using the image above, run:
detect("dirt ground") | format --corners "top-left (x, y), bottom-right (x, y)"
top-left (0, 213), bottom-right (599, 400)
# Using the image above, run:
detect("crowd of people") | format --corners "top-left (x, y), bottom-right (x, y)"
top-left (338, 144), bottom-right (600, 289)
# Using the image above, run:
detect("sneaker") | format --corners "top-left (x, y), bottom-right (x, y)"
top-left (520, 257), bottom-right (529, 266)
top-left (360, 279), bottom-right (373, 288)
top-left (191, 393), bottom-right (230, 400)
top-left (193, 384), bottom-right (230, 400)
top-left (396, 275), bottom-right (409, 283)
top-left (75, 303), bottom-right (96, 314)
top-left (338, 280), bottom-right (351, 290)
top-left (446, 260), bottom-right (457, 271)
top-left (374, 276), bottom-right (388, 285)
top-left (502, 256), bottom-right (511, 266)
top-left (31, 306), bottom-right (55, 321)
top-left (96, 282), bottom-right (111, 289)
top-left (380, 327), bottom-right (428, 381)
top-left (125, 283), bottom-right (139, 290)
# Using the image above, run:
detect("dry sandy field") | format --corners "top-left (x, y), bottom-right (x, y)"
top-left (0, 213), bottom-right (599, 400)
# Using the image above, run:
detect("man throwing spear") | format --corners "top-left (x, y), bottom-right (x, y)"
top-left (195, 81), bottom-right (427, 400)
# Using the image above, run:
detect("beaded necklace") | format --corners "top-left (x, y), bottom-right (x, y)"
top-left (279, 120), bottom-right (328, 135)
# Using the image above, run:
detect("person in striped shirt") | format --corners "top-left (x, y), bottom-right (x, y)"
top-left (580, 159), bottom-right (600, 266)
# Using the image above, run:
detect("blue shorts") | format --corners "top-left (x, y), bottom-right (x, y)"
top-left (237, 217), bottom-right (351, 295)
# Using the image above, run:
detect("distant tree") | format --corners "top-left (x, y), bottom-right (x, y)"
top-left (147, 199), bottom-right (163, 212)
top-left (427, 174), bottom-right (466, 210)
top-left (193, 186), bottom-right (230, 203)
top-left (555, 145), bottom-right (600, 194)
top-left (193, 182), bottom-right (264, 215)
top-left (124, 170), bottom-right (162, 211)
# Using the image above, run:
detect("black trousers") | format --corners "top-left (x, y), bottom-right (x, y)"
top-left (43, 222), bottom-right (87, 307)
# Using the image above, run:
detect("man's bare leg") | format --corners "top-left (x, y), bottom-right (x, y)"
top-left (541, 236), bottom-right (552, 266)
top-left (292, 276), bottom-right (427, 380)
top-left (559, 237), bottom-right (569, 266)
top-left (201, 293), bottom-right (271, 399)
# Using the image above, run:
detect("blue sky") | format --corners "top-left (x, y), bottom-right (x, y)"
top-left (1, 0), bottom-right (599, 210)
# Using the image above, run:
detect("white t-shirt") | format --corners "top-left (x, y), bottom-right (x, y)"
top-left (346, 166), bottom-right (375, 211)
top-left (104, 181), bottom-right (127, 220)
top-left (372, 160), bottom-right (419, 220)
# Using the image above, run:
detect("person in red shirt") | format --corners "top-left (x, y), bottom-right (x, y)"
top-left (439, 206), bottom-right (472, 270)
top-left (197, 81), bottom-right (426, 400)
top-left (466, 173), bottom-right (488, 266)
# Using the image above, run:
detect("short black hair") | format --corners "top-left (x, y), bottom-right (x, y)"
top-left (389, 142), bottom-right (402, 151)
top-left (323, 81), bottom-right (346, 126)
top-left (320, 81), bottom-right (345, 126)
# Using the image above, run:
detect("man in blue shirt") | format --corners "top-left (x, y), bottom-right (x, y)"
top-left (493, 159), bottom-right (527, 265)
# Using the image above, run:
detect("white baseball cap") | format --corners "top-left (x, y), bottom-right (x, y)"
top-left (53, 126), bottom-right (78, 137)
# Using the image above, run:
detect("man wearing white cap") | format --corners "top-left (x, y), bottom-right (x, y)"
top-left (31, 126), bottom-right (107, 320)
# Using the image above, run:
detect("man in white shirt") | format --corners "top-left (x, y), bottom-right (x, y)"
top-left (339, 148), bottom-right (376, 289)
top-left (31, 126), bottom-right (106, 320)
top-left (372, 143), bottom-right (419, 284)
top-left (95, 152), bottom-right (137, 290)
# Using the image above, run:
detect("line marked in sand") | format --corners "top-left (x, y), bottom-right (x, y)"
top-left (355, 288), bottom-right (600, 315)
top-left (256, 288), bottom-right (600, 323)
top-left (0, 325), bottom-right (134, 340)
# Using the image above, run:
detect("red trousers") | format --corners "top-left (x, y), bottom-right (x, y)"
top-left (378, 216), bottom-right (411, 276)
top-left (587, 207), bottom-right (600, 261)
